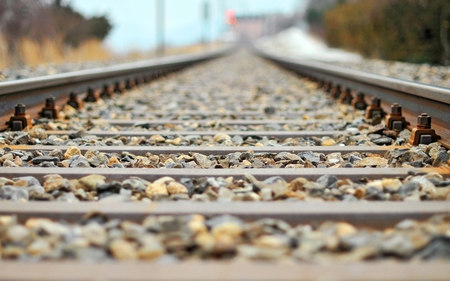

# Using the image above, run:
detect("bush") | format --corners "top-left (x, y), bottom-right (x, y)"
top-left (324, 0), bottom-right (450, 64)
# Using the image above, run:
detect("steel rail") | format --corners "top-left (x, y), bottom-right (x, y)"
top-left (252, 47), bottom-right (450, 148)
top-left (0, 45), bottom-right (237, 129)
top-left (0, 167), bottom-right (447, 181)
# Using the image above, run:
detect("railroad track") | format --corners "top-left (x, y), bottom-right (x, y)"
top-left (0, 45), bottom-right (449, 280)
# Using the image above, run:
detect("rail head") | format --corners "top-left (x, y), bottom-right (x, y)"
top-left (252, 46), bottom-right (450, 105)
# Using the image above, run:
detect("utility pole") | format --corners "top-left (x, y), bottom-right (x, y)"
top-left (156, 0), bottom-right (165, 55)
top-left (202, 1), bottom-right (210, 46)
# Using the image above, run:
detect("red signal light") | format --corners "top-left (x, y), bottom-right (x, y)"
top-left (225, 9), bottom-right (235, 18)
top-left (225, 9), bottom-right (237, 25)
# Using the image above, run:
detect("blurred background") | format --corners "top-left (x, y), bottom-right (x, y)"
top-left (0, 0), bottom-right (449, 69)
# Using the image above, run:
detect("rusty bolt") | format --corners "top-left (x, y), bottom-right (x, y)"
top-left (417, 113), bottom-right (431, 129)
top-left (84, 87), bottom-right (97, 102)
top-left (371, 97), bottom-right (381, 107)
top-left (45, 96), bottom-right (56, 107)
top-left (391, 103), bottom-right (402, 116)
top-left (15, 104), bottom-right (26, 116)
top-left (69, 92), bottom-right (78, 101)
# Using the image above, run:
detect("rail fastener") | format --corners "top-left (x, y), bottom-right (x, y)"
top-left (83, 87), bottom-right (98, 103)
top-left (338, 87), bottom-right (353, 104)
top-left (125, 78), bottom-right (136, 90)
top-left (113, 81), bottom-right (124, 94)
top-left (6, 104), bottom-right (32, 131)
top-left (365, 97), bottom-right (386, 119)
top-left (329, 84), bottom-right (342, 99)
top-left (385, 103), bottom-right (410, 131)
top-left (39, 95), bottom-right (60, 119)
top-left (352, 91), bottom-right (368, 110)
top-left (410, 112), bottom-right (441, 145)
top-left (100, 84), bottom-right (114, 99)
top-left (66, 91), bottom-right (83, 110)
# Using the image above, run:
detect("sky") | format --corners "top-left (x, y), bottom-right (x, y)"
top-left (68, 0), bottom-right (308, 53)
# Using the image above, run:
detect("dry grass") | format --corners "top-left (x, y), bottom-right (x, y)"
top-left (0, 37), bottom-right (8, 69)
top-left (0, 37), bottom-right (224, 69)
top-left (18, 38), bottom-right (65, 66)
top-left (0, 36), bottom-right (111, 68)
top-left (64, 39), bottom-right (112, 62)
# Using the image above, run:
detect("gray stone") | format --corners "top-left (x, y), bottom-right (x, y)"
top-left (122, 177), bottom-right (149, 192)
top-left (263, 176), bottom-right (286, 185)
top-left (69, 155), bottom-right (91, 168)
top-left (0, 186), bottom-right (29, 201)
top-left (13, 176), bottom-right (40, 187)
top-left (398, 181), bottom-right (420, 197)
top-left (316, 175), bottom-right (338, 189)
top-left (342, 194), bottom-right (359, 202)
top-left (193, 153), bottom-right (213, 168)
top-left (417, 237), bottom-right (450, 260)
top-left (432, 151), bottom-right (449, 167)
top-left (13, 134), bottom-right (30, 145)
top-left (31, 156), bottom-right (60, 165)
top-left (56, 192), bottom-right (80, 202)
top-left (274, 152), bottom-right (302, 162)
top-left (380, 234), bottom-right (414, 258)
top-left (372, 137), bottom-right (393, 145)
top-left (298, 151), bottom-right (321, 163)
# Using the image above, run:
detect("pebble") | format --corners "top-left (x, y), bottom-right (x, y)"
top-left (166, 182), bottom-right (188, 195)
top-left (109, 239), bottom-right (138, 260)
top-left (64, 146), bottom-right (81, 160)
top-left (78, 175), bottom-right (106, 191)
top-left (0, 213), bottom-right (446, 261)
top-left (0, 172), bottom-right (446, 202)
top-left (145, 177), bottom-right (173, 198)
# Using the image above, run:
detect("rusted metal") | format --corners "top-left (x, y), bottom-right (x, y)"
top-left (0, 262), bottom-right (449, 281)
top-left (0, 167), bottom-right (447, 182)
top-left (385, 103), bottom-right (409, 131)
top-left (352, 91), bottom-right (368, 110)
top-left (410, 113), bottom-right (441, 145)
top-left (322, 81), bottom-right (331, 92)
top-left (125, 78), bottom-right (136, 90)
top-left (365, 97), bottom-right (385, 119)
top-left (113, 81), bottom-right (124, 94)
top-left (135, 76), bottom-right (144, 86)
top-left (329, 84), bottom-right (342, 99)
top-left (83, 87), bottom-right (98, 103)
top-left (0, 144), bottom-right (404, 156)
top-left (39, 95), bottom-right (60, 119)
top-left (316, 79), bottom-right (324, 89)
top-left (100, 84), bottom-right (113, 99)
top-left (339, 87), bottom-right (353, 105)
top-left (66, 91), bottom-right (82, 110)
top-left (6, 103), bottom-right (31, 131)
